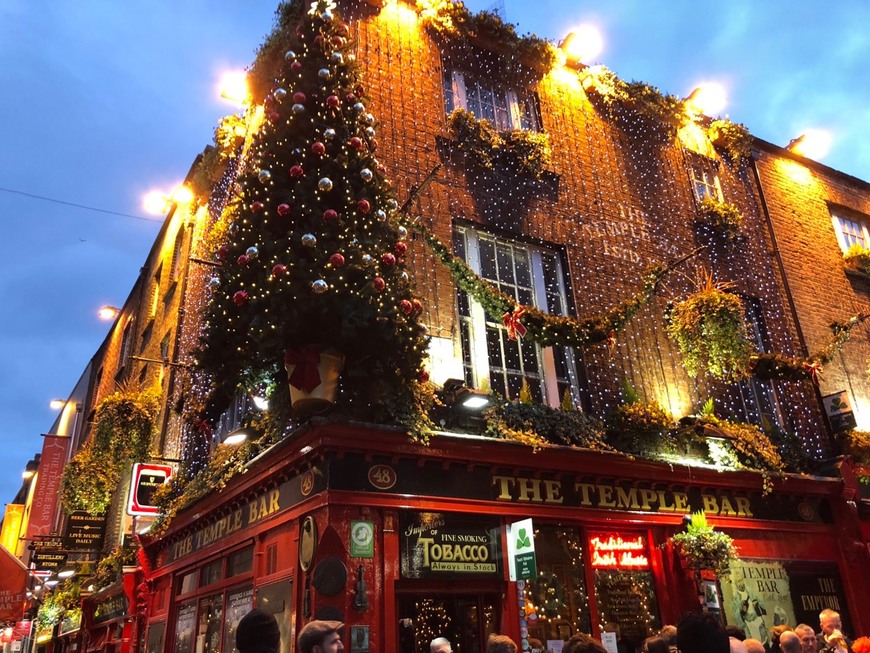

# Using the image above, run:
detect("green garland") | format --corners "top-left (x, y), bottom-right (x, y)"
top-left (400, 215), bottom-right (683, 347)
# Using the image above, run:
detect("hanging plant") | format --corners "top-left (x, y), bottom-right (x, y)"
top-left (88, 547), bottom-right (137, 592)
top-left (707, 119), bottom-right (752, 164)
top-left (666, 271), bottom-right (753, 378)
top-left (190, 114), bottom-right (247, 199)
top-left (697, 197), bottom-right (745, 241)
top-left (484, 398), bottom-right (610, 451)
top-left (669, 512), bottom-right (738, 578)
top-left (448, 108), bottom-right (552, 179)
top-left (843, 243), bottom-right (870, 274)
top-left (606, 400), bottom-right (678, 458)
top-left (60, 385), bottom-right (159, 515)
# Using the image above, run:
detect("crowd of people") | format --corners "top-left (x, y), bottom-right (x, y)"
top-left (230, 605), bottom-right (870, 653)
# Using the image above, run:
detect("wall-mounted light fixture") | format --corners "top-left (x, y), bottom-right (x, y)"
top-left (221, 427), bottom-right (251, 446)
top-left (684, 83), bottom-right (727, 118)
top-left (434, 379), bottom-right (492, 431)
top-left (98, 305), bottom-right (121, 321)
top-left (559, 25), bottom-right (604, 69)
top-left (219, 71), bottom-right (250, 106)
top-left (786, 129), bottom-right (831, 160)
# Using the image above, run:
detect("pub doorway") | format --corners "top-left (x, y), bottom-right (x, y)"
top-left (397, 590), bottom-right (499, 653)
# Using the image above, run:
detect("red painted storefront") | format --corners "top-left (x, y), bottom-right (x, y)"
top-left (140, 422), bottom-right (870, 653)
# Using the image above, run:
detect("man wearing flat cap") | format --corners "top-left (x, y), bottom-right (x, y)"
top-left (236, 609), bottom-right (282, 653)
top-left (297, 620), bottom-right (344, 653)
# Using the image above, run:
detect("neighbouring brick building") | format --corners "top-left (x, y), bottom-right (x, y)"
top-left (20, 2), bottom-right (869, 653)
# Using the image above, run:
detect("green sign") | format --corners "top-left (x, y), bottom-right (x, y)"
top-left (515, 551), bottom-right (537, 580)
top-left (350, 520), bottom-right (374, 558)
top-left (508, 519), bottom-right (537, 581)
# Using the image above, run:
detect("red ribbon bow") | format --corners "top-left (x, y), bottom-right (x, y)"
top-left (285, 346), bottom-right (324, 393)
top-left (606, 330), bottom-right (617, 354)
top-left (804, 360), bottom-right (823, 385)
top-left (502, 305), bottom-right (527, 340)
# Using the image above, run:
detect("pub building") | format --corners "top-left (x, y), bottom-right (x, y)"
top-left (141, 421), bottom-right (866, 653)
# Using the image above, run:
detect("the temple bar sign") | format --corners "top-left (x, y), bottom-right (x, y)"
top-left (127, 463), bottom-right (173, 516)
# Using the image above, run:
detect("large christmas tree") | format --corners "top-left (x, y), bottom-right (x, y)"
top-left (197, 0), bottom-right (429, 431)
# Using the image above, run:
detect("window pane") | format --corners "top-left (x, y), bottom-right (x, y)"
top-left (228, 547), bottom-right (253, 577)
top-left (479, 239), bottom-right (497, 279)
top-left (515, 254), bottom-right (531, 287)
top-left (496, 244), bottom-right (513, 284)
top-left (486, 325), bottom-right (504, 369)
top-left (521, 342), bottom-right (539, 374)
top-left (200, 560), bottom-right (223, 587)
top-left (594, 569), bottom-right (661, 650)
top-left (197, 594), bottom-right (224, 653)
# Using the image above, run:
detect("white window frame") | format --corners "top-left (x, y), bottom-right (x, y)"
top-left (689, 164), bottom-right (723, 202)
top-left (443, 70), bottom-right (539, 132)
top-left (831, 212), bottom-right (869, 252)
top-left (455, 226), bottom-right (579, 407)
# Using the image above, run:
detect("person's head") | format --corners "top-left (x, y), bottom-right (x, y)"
top-left (658, 625), bottom-right (677, 646)
top-left (676, 611), bottom-right (729, 653)
top-left (563, 633), bottom-right (607, 653)
top-left (297, 620), bottom-right (344, 653)
top-left (430, 637), bottom-right (452, 653)
top-left (794, 624), bottom-right (817, 653)
top-left (643, 636), bottom-right (669, 653)
top-left (779, 632), bottom-right (801, 653)
top-left (743, 638), bottom-right (765, 653)
top-left (819, 609), bottom-right (842, 636)
top-left (486, 634), bottom-right (518, 653)
top-left (236, 609), bottom-right (281, 653)
top-left (725, 626), bottom-right (746, 641)
top-left (729, 638), bottom-right (749, 653)
top-left (771, 624), bottom-right (793, 650)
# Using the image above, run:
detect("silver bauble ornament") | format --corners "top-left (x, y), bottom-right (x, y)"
top-left (208, 276), bottom-right (221, 288)
top-left (318, 68), bottom-right (332, 80)
top-left (318, 177), bottom-right (334, 192)
top-left (285, 50), bottom-right (297, 61)
top-left (321, 10), bottom-right (333, 20)
top-left (397, 226), bottom-right (408, 238)
top-left (245, 246), bottom-right (259, 260)
top-left (302, 233), bottom-right (317, 248)
top-left (360, 168), bottom-right (373, 182)
top-left (376, 209), bottom-right (387, 222)
top-left (330, 52), bottom-right (344, 64)
top-left (364, 113), bottom-right (376, 125)
top-left (311, 279), bottom-right (329, 294)
top-left (292, 103), bottom-right (305, 114)
top-left (324, 128), bottom-right (336, 140)
top-left (351, 238), bottom-right (360, 246)
top-left (258, 169), bottom-right (272, 183)
top-left (273, 88), bottom-right (287, 102)
top-left (400, 271), bottom-right (410, 282)
top-left (362, 254), bottom-right (374, 264)
top-left (353, 102), bottom-right (366, 113)
top-left (365, 126), bottom-right (376, 138)
top-left (386, 198), bottom-right (399, 212)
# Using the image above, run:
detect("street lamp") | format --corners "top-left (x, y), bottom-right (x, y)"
top-left (98, 305), bottom-right (121, 321)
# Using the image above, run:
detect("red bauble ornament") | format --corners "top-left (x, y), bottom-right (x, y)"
top-left (291, 60), bottom-right (303, 72)
top-left (332, 36), bottom-right (344, 46)
top-left (381, 253), bottom-right (396, 266)
top-left (372, 277), bottom-right (386, 292)
top-left (394, 241), bottom-right (407, 256)
top-left (349, 136), bottom-right (364, 151)
top-left (217, 244), bottom-right (229, 260)
top-left (251, 201), bottom-right (264, 213)
top-left (412, 299), bottom-right (423, 314)
top-left (329, 252), bottom-right (345, 267)
top-left (323, 209), bottom-right (339, 222)
top-left (400, 299), bottom-right (413, 315)
top-left (277, 203), bottom-right (291, 216)
top-left (233, 290), bottom-right (249, 306)
top-left (293, 91), bottom-right (307, 104)
top-left (357, 199), bottom-right (371, 214)
top-left (237, 254), bottom-right (250, 267)
top-left (345, 93), bottom-right (356, 103)
top-left (355, 84), bottom-right (365, 97)
top-left (311, 141), bottom-right (326, 156)
top-left (268, 111), bottom-right (280, 123)
top-left (339, 23), bottom-right (350, 36)
top-left (418, 369), bottom-right (430, 383)
top-left (271, 263), bottom-right (287, 278)
top-left (314, 34), bottom-right (324, 45)
top-left (326, 95), bottom-right (340, 108)
top-left (289, 165), bottom-right (304, 178)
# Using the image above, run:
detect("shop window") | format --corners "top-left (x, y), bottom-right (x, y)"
top-left (831, 209), bottom-right (870, 253)
top-left (200, 560), bottom-right (223, 588)
top-left (197, 594), bottom-right (224, 653)
top-left (178, 571), bottom-right (197, 596)
top-left (453, 225), bottom-right (581, 405)
top-left (443, 68), bottom-right (541, 131)
top-left (174, 602), bottom-right (196, 653)
top-left (224, 587), bottom-right (254, 653)
top-left (145, 622), bottom-right (165, 653)
top-left (257, 581), bottom-right (293, 653)
top-left (589, 532), bottom-right (661, 651)
top-left (524, 525), bottom-right (591, 645)
top-left (398, 595), bottom-right (497, 653)
top-left (689, 162), bottom-right (723, 203)
top-left (228, 546), bottom-right (254, 577)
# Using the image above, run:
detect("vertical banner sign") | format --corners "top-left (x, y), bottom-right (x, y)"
top-left (1, 504), bottom-right (25, 554)
top-left (25, 435), bottom-right (68, 540)
top-left (350, 521), bottom-right (374, 558)
top-left (507, 518), bottom-right (536, 582)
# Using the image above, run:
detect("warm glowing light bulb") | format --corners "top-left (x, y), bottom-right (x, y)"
top-left (143, 190), bottom-right (169, 215)
top-left (686, 82), bottom-right (727, 117)
top-left (98, 305), bottom-right (120, 321)
top-left (788, 128), bottom-right (832, 160)
top-left (171, 184), bottom-right (194, 205)
top-left (220, 71), bottom-right (249, 105)
top-left (49, 399), bottom-right (66, 410)
top-left (562, 25), bottom-right (604, 64)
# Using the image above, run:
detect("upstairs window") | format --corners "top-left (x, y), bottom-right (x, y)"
top-left (689, 163), bottom-right (723, 202)
top-left (169, 226), bottom-right (185, 282)
top-left (733, 297), bottom-right (783, 430)
top-left (453, 225), bottom-right (580, 406)
top-left (831, 210), bottom-right (869, 252)
top-left (443, 69), bottom-right (540, 132)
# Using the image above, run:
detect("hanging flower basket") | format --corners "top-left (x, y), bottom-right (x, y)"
top-left (284, 346), bottom-right (345, 416)
top-left (670, 512), bottom-right (738, 579)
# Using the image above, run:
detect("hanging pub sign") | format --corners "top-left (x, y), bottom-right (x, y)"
top-left (64, 511), bottom-right (105, 550)
top-left (31, 550), bottom-right (67, 572)
top-left (589, 533), bottom-right (650, 569)
top-left (127, 463), bottom-right (173, 516)
top-left (821, 391), bottom-right (857, 433)
top-left (400, 511), bottom-right (501, 579)
top-left (506, 518), bottom-right (536, 581)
